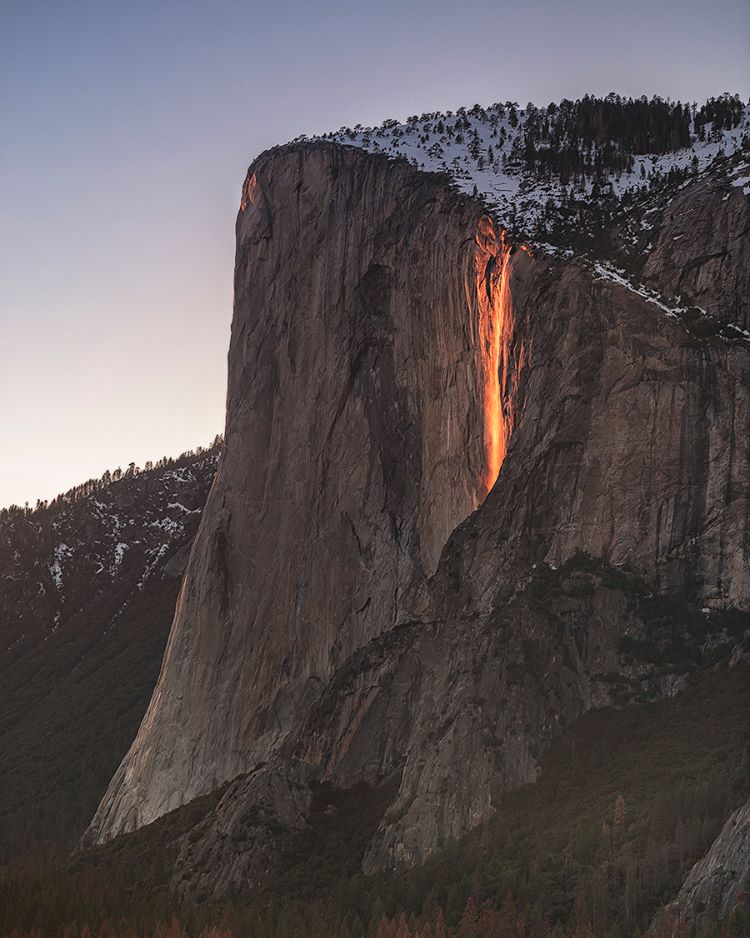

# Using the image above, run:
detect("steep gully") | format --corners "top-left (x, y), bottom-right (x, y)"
top-left (87, 143), bottom-right (749, 910)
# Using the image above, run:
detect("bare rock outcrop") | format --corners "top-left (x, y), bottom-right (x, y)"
top-left (657, 797), bottom-right (750, 926)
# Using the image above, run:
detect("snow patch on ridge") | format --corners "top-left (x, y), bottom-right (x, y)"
top-left (49, 543), bottom-right (72, 590)
top-left (593, 262), bottom-right (750, 342)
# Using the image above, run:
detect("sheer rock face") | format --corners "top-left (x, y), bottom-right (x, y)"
top-left (87, 142), bottom-right (749, 881)
top-left (470, 253), bottom-right (750, 610)
top-left (86, 143), bottom-right (511, 844)
top-left (642, 171), bottom-right (750, 330)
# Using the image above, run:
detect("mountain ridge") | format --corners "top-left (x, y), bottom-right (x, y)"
top-left (310, 92), bottom-right (750, 247)
top-left (85, 121), bottom-right (749, 929)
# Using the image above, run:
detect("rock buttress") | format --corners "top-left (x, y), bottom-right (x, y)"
top-left (88, 144), bottom-right (749, 879)
top-left (86, 143), bottom-right (515, 844)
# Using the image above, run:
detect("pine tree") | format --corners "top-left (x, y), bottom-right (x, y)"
top-left (614, 794), bottom-right (627, 831)
top-left (458, 897), bottom-right (478, 938)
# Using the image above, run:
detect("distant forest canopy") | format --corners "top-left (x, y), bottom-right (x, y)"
top-left (518, 93), bottom-right (746, 180)
top-left (0, 435), bottom-right (223, 519)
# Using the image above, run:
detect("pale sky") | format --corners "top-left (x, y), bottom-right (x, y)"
top-left (1, 0), bottom-right (748, 508)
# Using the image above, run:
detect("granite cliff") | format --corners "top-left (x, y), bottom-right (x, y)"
top-left (86, 126), bottom-right (749, 917)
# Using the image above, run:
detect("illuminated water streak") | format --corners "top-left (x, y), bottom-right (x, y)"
top-left (475, 221), bottom-right (514, 496)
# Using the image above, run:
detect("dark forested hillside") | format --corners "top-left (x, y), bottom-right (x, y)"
top-left (1, 664), bottom-right (748, 937)
top-left (0, 441), bottom-right (221, 859)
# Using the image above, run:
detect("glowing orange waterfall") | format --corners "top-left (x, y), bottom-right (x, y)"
top-left (475, 220), bottom-right (514, 497)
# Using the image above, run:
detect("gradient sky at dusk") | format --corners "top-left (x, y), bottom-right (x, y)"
top-left (2, 0), bottom-right (748, 508)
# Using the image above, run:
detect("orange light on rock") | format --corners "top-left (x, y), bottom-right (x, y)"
top-left (241, 172), bottom-right (258, 211)
top-left (475, 220), bottom-right (514, 497)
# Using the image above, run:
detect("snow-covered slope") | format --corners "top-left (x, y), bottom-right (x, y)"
top-left (294, 94), bottom-right (750, 341)
top-left (309, 96), bottom-right (750, 238)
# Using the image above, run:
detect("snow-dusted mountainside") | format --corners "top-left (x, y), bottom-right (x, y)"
top-left (0, 442), bottom-right (220, 658)
top-left (307, 94), bottom-right (750, 344)
top-left (313, 94), bottom-right (750, 241)
top-left (0, 442), bottom-right (220, 855)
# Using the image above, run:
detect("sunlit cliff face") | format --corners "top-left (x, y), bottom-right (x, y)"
top-left (475, 218), bottom-right (515, 496)
top-left (240, 172), bottom-right (258, 210)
